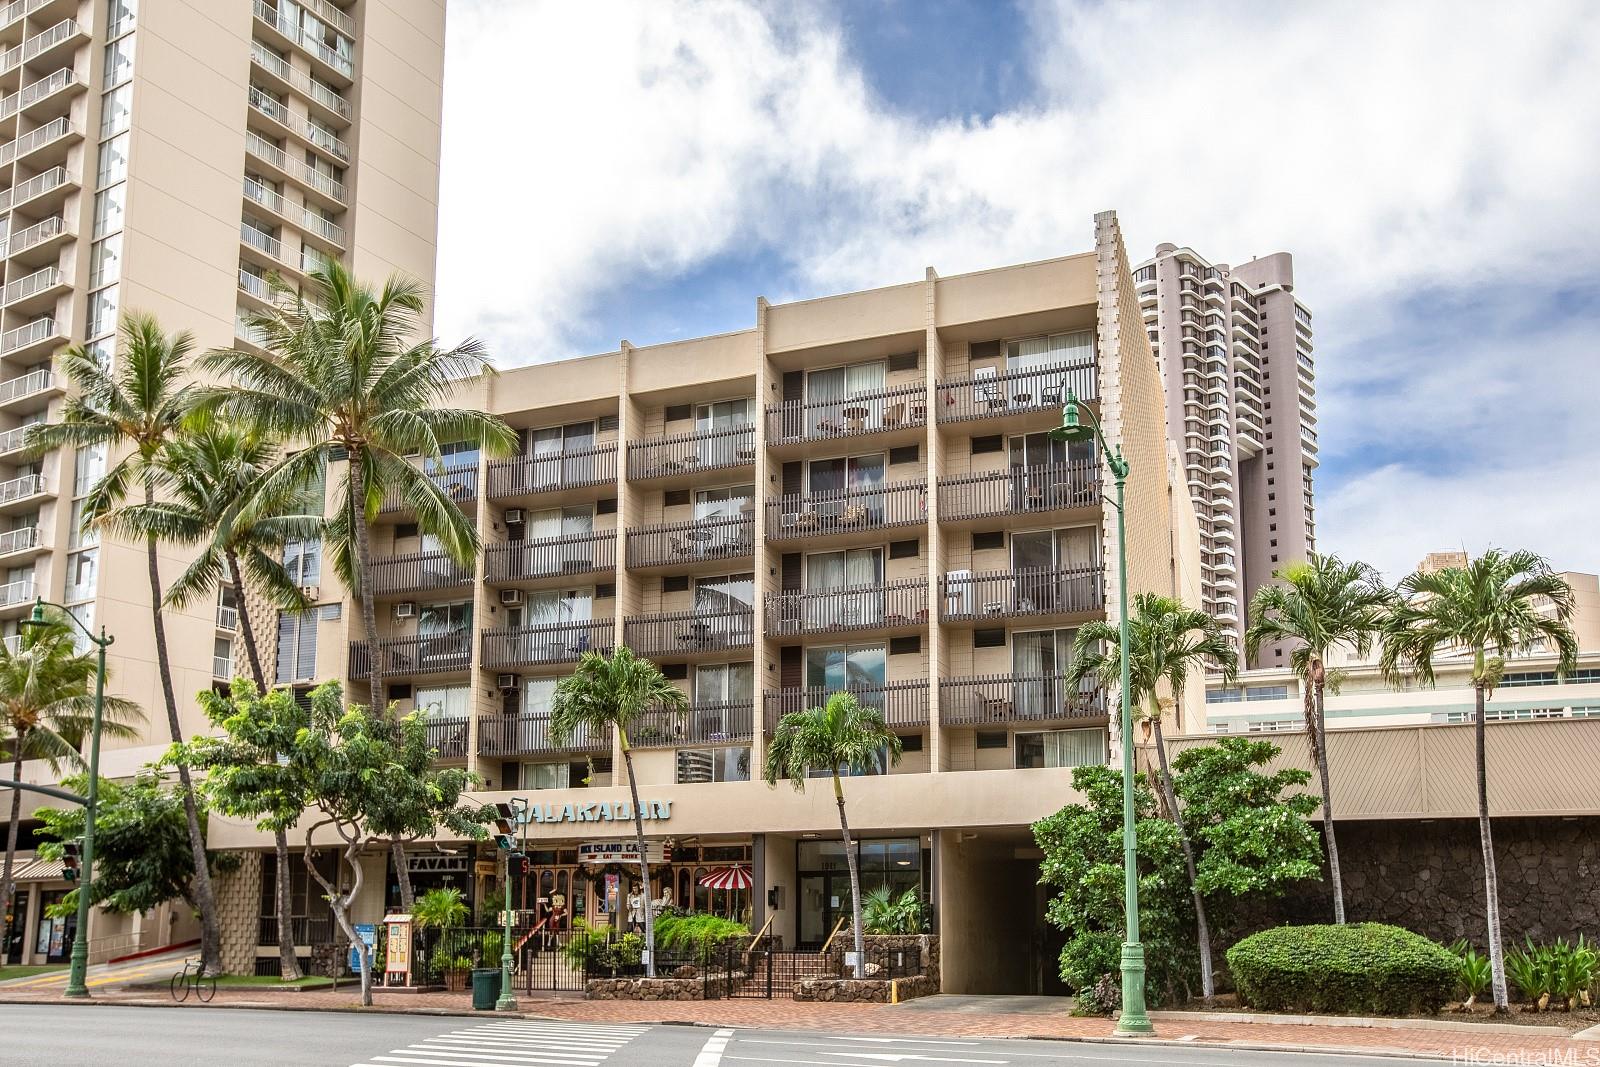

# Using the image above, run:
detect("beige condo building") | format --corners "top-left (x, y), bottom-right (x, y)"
top-left (186, 211), bottom-right (1204, 995)
top-left (1134, 246), bottom-right (1317, 666)
top-left (1, 0), bottom-right (445, 970)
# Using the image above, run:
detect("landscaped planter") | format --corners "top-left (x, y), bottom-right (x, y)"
top-left (825, 934), bottom-right (940, 986)
top-left (793, 974), bottom-right (938, 1003)
top-left (586, 977), bottom-right (705, 1001)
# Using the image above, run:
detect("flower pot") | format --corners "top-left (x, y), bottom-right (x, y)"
top-left (445, 969), bottom-right (469, 992)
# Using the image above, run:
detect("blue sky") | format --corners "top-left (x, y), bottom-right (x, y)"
top-left (435, 1), bottom-right (1600, 582)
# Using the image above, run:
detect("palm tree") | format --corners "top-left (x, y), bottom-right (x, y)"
top-left (1244, 553), bottom-right (1392, 925)
top-left (107, 424), bottom-right (320, 979)
top-left (1381, 549), bottom-right (1577, 1015)
top-left (26, 313), bottom-right (226, 973)
top-left (0, 611), bottom-right (141, 949)
top-left (1066, 591), bottom-right (1237, 1001)
top-left (764, 691), bottom-right (903, 979)
top-left (549, 647), bottom-right (687, 978)
top-left (202, 263), bottom-right (513, 908)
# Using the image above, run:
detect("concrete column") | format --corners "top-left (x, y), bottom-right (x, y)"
top-left (922, 267), bottom-right (946, 772)
top-left (613, 343), bottom-right (639, 780)
top-left (751, 297), bottom-right (773, 781)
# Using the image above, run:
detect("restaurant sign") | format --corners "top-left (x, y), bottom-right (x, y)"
top-left (527, 799), bottom-right (672, 824)
top-left (577, 841), bottom-right (671, 865)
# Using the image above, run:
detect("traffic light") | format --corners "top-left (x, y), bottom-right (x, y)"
top-left (492, 803), bottom-right (516, 851)
top-left (61, 841), bottom-right (80, 882)
top-left (505, 851), bottom-right (529, 877)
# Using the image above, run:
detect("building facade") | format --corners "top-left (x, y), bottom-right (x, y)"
top-left (1134, 245), bottom-right (1317, 665)
top-left (1, 0), bottom-right (444, 969)
top-left (190, 212), bottom-right (1204, 994)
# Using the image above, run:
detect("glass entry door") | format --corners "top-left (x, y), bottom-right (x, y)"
top-left (798, 874), bottom-right (853, 948)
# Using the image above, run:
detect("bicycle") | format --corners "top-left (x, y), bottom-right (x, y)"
top-left (170, 956), bottom-right (217, 1003)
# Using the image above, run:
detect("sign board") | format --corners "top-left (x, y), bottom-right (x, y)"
top-left (603, 873), bottom-right (620, 914)
top-left (473, 859), bottom-right (498, 877)
top-left (384, 915), bottom-right (412, 985)
top-left (577, 841), bottom-right (670, 865)
top-left (350, 923), bottom-right (377, 974)
top-left (527, 799), bottom-right (672, 824)
top-left (406, 854), bottom-right (469, 874)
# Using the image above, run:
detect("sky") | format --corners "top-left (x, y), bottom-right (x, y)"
top-left (434, 0), bottom-right (1600, 584)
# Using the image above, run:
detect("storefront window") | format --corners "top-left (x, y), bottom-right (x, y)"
top-left (796, 836), bottom-right (924, 946)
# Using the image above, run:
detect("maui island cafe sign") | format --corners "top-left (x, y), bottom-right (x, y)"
top-left (525, 799), bottom-right (672, 825)
top-left (578, 841), bottom-right (671, 865)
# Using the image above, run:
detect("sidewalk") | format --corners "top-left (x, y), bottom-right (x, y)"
top-left (3, 981), bottom-right (1597, 1062)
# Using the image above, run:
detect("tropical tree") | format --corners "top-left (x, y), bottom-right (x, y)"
top-left (201, 263), bottom-right (513, 907)
top-left (1066, 592), bottom-right (1237, 1001)
top-left (1244, 553), bottom-right (1393, 925)
top-left (764, 692), bottom-right (902, 979)
top-left (25, 314), bottom-right (225, 972)
top-left (0, 612), bottom-right (140, 944)
top-left (550, 647), bottom-right (687, 977)
top-left (175, 682), bottom-right (314, 981)
top-left (108, 426), bottom-right (321, 974)
top-left (1381, 549), bottom-right (1578, 1014)
top-left (290, 683), bottom-right (488, 1006)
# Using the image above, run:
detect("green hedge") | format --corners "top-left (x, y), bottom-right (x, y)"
top-left (1227, 923), bottom-right (1457, 1016)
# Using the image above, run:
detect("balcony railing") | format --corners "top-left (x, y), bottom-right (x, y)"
top-left (367, 551), bottom-right (472, 595)
top-left (212, 654), bottom-right (234, 680)
top-left (622, 607), bottom-right (753, 657)
top-left (0, 576), bottom-right (35, 606)
top-left (765, 579), bottom-right (928, 637)
top-left (626, 514), bottom-right (753, 569)
top-left (941, 566), bottom-right (1104, 622)
top-left (216, 604), bottom-right (239, 631)
top-left (478, 713), bottom-right (611, 757)
top-left (0, 116), bottom-right (71, 168)
top-left (240, 223), bottom-right (285, 262)
top-left (485, 444), bottom-right (618, 499)
top-left (304, 120), bottom-right (349, 161)
top-left (486, 530), bottom-right (616, 582)
top-left (763, 681), bottom-right (930, 729)
top-left (939, 674), bottom-right (1106, 726)
top-left (0, 19), bottom-right (79, 76)
top-left (0, 425), bottom-right (28, 454)
top-left (377, 464), bottom-right (477, 513)
top-left (250, 42), bottom-right (351, 121)
top-left (348, 633), bottom-right (473, 679)
top-left (5, 165), bottom-right (67, 211)
top-left (3, 215), bottom-right (66, 257)
top-left (243, 129), bottom-right (345, 203)
top-left (253, 1), bottom-right (355, 79)
top-left (630, 700), bottom-right (754, 748)
top-left (627, 424), bottom-right (755, 480)
top-left (0, 369), bottom-right (51, 404)
top-left (480, 619), bottom-right (615, 669)
top-left (765, 480), bottom-right (926, 541)
top-left (765, 383), bottom-right (927, 445)
top-left (0, 317), bottom-right (53, 353)
top-left (0, 0), bottom-right (47, 33)
top-left (238, 270), bottom-right (270, 300)
top-left (937, 461), bottom-right (1098, 522)
top-left (0, 473), bottom-right (44, 504)
top-left (937, 359), bottom-right (1098, 424)
top-left (423, 715), bottom-right (470, 760)
top-left (0, 525), bottom-right (38, 555)
top-left (1, 265), bottom-right (59, 306)
top-left (248, 85), bottom-right (291, 126)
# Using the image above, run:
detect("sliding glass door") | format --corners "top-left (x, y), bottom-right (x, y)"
top-left (804, 548), bottom-right (884, 629)
top-left (807, 454), bottom-right (885, 521)
top-left (1011, 628), bottom-right (1078, 719)
top-left (1010, 527), bottom-right (1099, 612)
top-left (529, 421), bottom-right (596, 485)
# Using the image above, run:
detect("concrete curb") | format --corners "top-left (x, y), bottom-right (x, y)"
top-left (1151, 1008), bottom-right (1587, 1039)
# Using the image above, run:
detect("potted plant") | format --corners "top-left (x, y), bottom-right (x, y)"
top-left (412, 887), bottom-right (470, 988)
top-left (429, 952), bottom-right (473, 992)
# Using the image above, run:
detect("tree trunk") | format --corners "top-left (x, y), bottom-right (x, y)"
top-left (1150, 707), bottom-right (1213, 1002)
top-left (1476, 680), bottom-right (1509, 1013)
top-left (346, 450), bottom-right (385, 709)
top-left (834, 774), bottom-right (865, 980)
top-left (392, 839), bottom-right (414, 912)
top-left (226, 549), bottom-right (265, 689)
top-left (145, 480), bottom-right (221, 974)
top-left (619, 732), bottom-right (655, 978)
top-left (273, 829), bottom-right (300, 982)
top-left (305, 834), bottom-right (370, 1006)
top-left (1310, 661), bottom-right (1345, 924)
top-left (0, 744), bottom-right (24, 940)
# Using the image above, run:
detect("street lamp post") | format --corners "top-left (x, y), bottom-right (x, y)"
top-left (22, 597), bottom-right (112, 1000)
top-left (489, 798), bottom-right (527, 1012)
top-left (1050, 390), bottom-right (1153, 1036)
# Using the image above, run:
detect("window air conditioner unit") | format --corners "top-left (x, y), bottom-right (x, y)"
top-left (394, 601), bottom-right (416, 619)
top-left (504, 508), bottom-right (525, 525)
top-left (497, 674), bottom-right (519, 690)
top-left (499, 588), bottom-right (524, 606)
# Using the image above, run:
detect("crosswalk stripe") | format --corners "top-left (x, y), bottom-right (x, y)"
top-left (423, 1037), bottom-right (617, 1054)
top-left (352, 1022), bottom-right (645, 1067)
top-left (449, 1030), bottom-right (635, 1043)
top-left (471, 1026), bottom-right (646, 1037)
top-left (387, 1049), bottom-right (602, 1065)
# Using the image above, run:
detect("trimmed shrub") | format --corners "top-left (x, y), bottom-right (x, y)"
top-left (1227, 923), bottom-right (1457, 1016)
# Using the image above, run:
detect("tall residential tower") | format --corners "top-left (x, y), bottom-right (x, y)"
top-left (1135, 245), bottom-right (1316, 665)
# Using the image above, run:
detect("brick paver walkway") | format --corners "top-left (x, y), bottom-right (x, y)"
top-left (3, 981), bottom-right (1596, 1062)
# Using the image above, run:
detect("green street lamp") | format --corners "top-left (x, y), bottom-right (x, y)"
top-left (21, 597), bottom-right (112, 1000)
top-left (1049, 390), bottom-right (1153, 1036)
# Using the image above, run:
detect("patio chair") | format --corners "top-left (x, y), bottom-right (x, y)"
top-left (880, 401), bottom-right (906, 428)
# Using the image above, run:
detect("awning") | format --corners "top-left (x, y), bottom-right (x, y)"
top-left (698, 865), bottom-right (752, 890)
top-left (12, 858), bottom-right (65, 882)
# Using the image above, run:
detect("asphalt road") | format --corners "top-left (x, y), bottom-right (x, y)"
top-left (0, 1004), bottom-right (1457, 1066)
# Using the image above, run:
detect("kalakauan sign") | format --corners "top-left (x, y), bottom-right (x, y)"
top-left (526, 799), bottom-right (672, 824)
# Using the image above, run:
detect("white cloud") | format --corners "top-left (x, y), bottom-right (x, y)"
top-left (434, 0), bottom-right (1600, 571)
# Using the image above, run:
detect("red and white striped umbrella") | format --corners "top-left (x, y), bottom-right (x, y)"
top-left (698, 865), bottom-right (753, 890)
